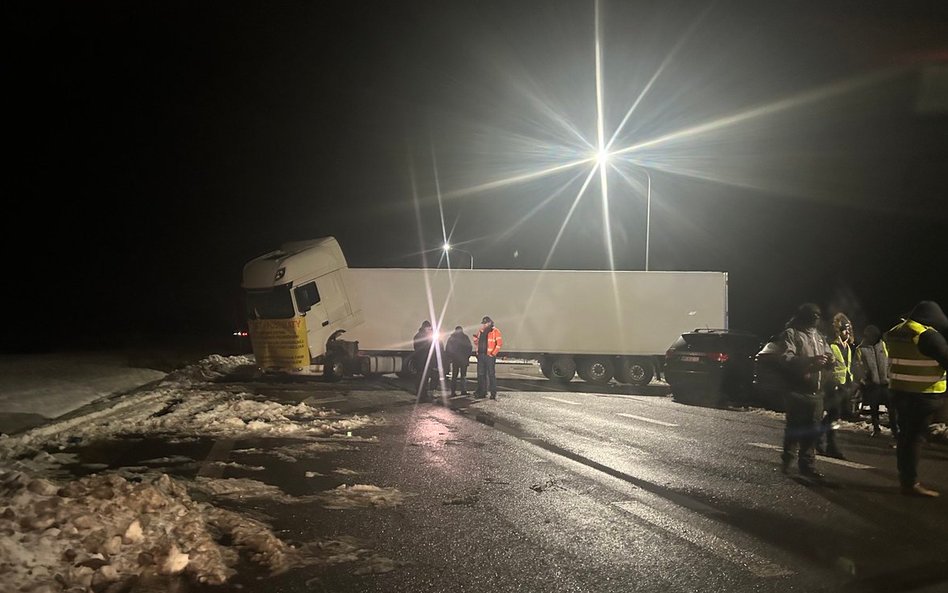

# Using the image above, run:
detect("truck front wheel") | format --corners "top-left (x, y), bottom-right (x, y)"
top-left (323, 358), bottom-right (345, 382)
top-left (578, 357), bottom-right (614, 385)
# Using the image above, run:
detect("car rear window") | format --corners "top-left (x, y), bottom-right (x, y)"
top-left (681, 332), bottom-right (759, 352)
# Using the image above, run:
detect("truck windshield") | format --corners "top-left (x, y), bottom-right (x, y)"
top-left (245, 285), bottom-right (295, 320)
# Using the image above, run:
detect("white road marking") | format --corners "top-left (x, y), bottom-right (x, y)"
top-left (614, 500), bottom-right (794, 578)
top-left (617, 413), bottom-right (679, 427)
top-left (541, 396), bottom-right (583, 406)
top-left (306, 397), bottom-right (346, 404)
top-left (507, 371), bottom-right (543, 380)
top-left (595, 393), bottom-right (654, 401)
top-left (747, 442), bottom-right (874, 469)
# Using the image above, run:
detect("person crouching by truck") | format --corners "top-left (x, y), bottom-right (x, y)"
top-left (777, 303), bottom-right (836, 479)
top-left (474, 316), bottom-right (503, 399)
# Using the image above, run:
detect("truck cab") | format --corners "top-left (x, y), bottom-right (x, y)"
top-left (242, 237), bottom-right (364, 371)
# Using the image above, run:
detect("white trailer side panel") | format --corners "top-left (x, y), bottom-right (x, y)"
top-left (344, 268), bottom-right (727, 356)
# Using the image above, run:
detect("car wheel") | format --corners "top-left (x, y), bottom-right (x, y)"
top-left (578, 357), bottom-right (615, 385)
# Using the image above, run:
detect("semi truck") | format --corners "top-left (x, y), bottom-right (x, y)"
top-left (241, 236), bottom-right (729, 386)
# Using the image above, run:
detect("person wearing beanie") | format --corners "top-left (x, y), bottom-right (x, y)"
top-left (776, 302), bottom-right (836, 479)
top-left (884, 300), bottom-right (948, 497)
top-left (473, 316), bottom-right (503, 399)
top-left (816, 312), bottom-right (855, 460)
top-left (856, 324), bottom-right (897, 441)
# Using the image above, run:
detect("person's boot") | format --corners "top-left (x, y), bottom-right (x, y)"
top-left (780, 453), bottom-right (793, 474)
top-left (799, 466), bottom-right (824, 480)
top-left (825, 432), bottom-right (846, 460)
top-left (489, 393), bottom-right (496, 400)
top-left (901, 483), bottom-right (940, 498)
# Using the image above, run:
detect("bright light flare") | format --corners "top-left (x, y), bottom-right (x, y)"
top-left (443, 242), bottom-right (451, 252)
top-left (594, 149), bottom-right (612, 167)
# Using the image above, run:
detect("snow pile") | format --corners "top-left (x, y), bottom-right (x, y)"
top-left (315, 484), bottom-right (412, 510)
top-left (931, 423), bottom-right (947, 443)
top-left (0, 355), bottom-right (406, 589)
top-left (745, 407), bottom-right (948, 444)
top-left (160, 354), bottom-right (253, 386)
top-left (189, 477), bottom-right (411, 510)
top-left (234, 441), bottom-right (360, 463)
top-left (0, 469), bottom-right (401, 591)
top-left (0, 389), bottom-right (381, 465)
top-left (0, 470), bottom-right (299, 590)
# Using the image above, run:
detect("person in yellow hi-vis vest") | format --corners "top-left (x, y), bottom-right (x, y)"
top-left (884, 301), bottom-right (948, 498)
top-left (817, 313), bottom-right (855, 460)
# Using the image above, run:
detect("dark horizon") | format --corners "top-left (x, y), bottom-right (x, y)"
top-left (6, 0), bottom-right (948, 354)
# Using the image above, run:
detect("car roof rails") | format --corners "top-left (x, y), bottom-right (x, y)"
top-left (691, 328), bottom-right (758, 336)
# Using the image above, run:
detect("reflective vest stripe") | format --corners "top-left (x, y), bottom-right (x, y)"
top-left (885, 320), bottom-right (947, 393)
top-left (890, 358), bottom-right (940, 367)
top-left (891, 372), bottom-right (947, 382)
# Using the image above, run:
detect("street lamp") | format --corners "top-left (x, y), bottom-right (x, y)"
top-left (642, 168), bottom-right (652, 272)
top-left (443, 242), bottom-right (474, 270)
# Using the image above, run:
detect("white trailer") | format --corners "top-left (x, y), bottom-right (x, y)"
top-left (241, 236), bottom-right (728, 385)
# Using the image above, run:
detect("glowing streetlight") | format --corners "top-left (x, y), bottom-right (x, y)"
top-left (595, 149), bottom-right (612, 167)
top-left (443, 242), bottom-right (474, 270)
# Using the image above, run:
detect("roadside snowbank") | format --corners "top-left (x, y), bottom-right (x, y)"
top-left (0, 354), bottom-right (404, 591)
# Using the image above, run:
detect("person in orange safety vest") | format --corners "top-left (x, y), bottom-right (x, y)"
top-left (473, 316), bottom-right (503, 399)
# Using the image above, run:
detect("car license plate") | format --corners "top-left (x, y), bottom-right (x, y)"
top-left (680, 355), bottom-right (700, 363)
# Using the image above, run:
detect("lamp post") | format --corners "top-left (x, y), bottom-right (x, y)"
top-left (642, 168), bottom-right (652, 272)
top-left (442, 243), bottom-right (474, 270)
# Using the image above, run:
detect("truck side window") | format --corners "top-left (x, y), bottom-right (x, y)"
top-left (294, 282), bottom-right (321, 313)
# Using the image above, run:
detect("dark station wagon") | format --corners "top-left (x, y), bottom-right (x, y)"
top-left (663, 328), bottom-right (762, 407)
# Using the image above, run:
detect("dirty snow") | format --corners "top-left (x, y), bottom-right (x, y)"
top-left (745, 406), bottom-right (948, 444)
top-left (0, 354), bottom-right (405, 591)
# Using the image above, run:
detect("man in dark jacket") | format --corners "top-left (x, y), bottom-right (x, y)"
top-left (446, 326), bottom-right (473, 396)
top-left (777, 303), bottom-right (836, 478)
top-left (884, 300), bottom-right (948, 498)
top-left (412, 320), bottom-right (437, 402)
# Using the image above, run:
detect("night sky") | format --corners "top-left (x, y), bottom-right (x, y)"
top-left (6, 0), bottom-right (948, 353)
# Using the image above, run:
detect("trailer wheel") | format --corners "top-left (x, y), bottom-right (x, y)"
top-left (578, 357), bottom-right (615, 385)
top-left (616, 357), bottom-right (654, 386)
top-left (539, 357), bottom-right (554, 379)
top-left (549, 356), bottom-right (576, 383)
top-left (396, 354), bottom-right (416, 379)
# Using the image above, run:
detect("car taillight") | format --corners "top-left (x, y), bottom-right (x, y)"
top-left (665, 349), bottom-right (675, 360)
top-left (708, 352), bottom-right (729, 363)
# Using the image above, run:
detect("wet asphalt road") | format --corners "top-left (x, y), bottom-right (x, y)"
top-left (66, 363), bottom-right (948, 592)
